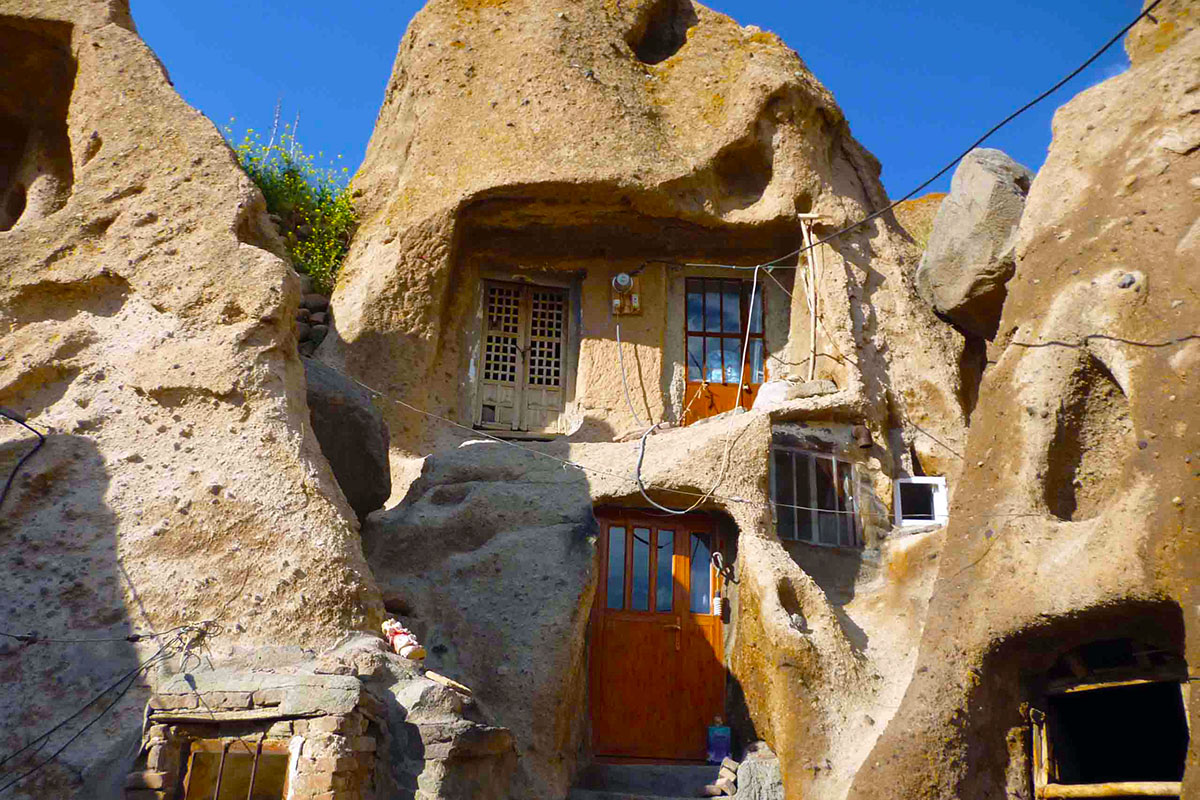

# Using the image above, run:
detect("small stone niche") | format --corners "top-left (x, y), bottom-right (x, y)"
top-left (0, 17), bottom-right (76, 232)
top-left (125, 672), bottom-right (385, 800)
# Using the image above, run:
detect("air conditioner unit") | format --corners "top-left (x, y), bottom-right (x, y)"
top-left (893, 476), bottom-right (949, 527)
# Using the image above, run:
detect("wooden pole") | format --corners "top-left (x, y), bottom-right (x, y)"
top-left (800, 221), bottom-right (819, 381)
top-left (1037, 781), bottom-right (1182, 798)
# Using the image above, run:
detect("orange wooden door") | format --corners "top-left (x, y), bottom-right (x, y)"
top-left (681, 383), bottom-right (761, 427)
top-left (590, 510), bottom-right (725, 761)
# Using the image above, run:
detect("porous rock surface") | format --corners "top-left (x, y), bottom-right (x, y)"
top-left (324, 0), bottom-right (971, 484)
top-left (915, 148), bottom-right (1034, 339)
top-left (363, 441), bottom-right (597, 799)
top-left (304, 356), bottom-right (391, 520)
top-left (849, 21), bottom-right (1199, 800)
top-left (0, 2), bottom-right (381, 795)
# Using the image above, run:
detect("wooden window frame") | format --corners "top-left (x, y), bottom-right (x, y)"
top-left (1030, 678), bottom-right (1190, 799)
top-left (684, 277), bottom-right (766, 388)
top-left (769, 447), bottom-right (860, 548)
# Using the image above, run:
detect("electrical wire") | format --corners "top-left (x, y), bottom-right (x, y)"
top-left (0, 409), bottom-right (45, 512)
top-left (347, 372), bottom-right (854, 516)
top-left (615, 322), bottom-right (646, 427)
top-left (0, 645), bottom-right (172, 794)
top-left (0, 623), bottom-right (213, 793)
top-left (0, 625), bottom-right (191, 645)
top-left (683, 0), bottom-right (1164, 274)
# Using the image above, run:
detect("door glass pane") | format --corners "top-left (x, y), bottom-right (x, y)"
top-left (722, 337), bottom-right (741, 384)
top-left (795, 453), bottom-right (814, 542)
top-left (705, 281), bottom-right (721, 332)
top-left (689, 533), bottom-right (711, 614)
top-left (631, 527), bottom-right (651, 611)
top-left (687, 335), bottom-right (704, 381)
top-left (749, 339), bottom-right (765, 384)
top-left (749, 288), bottom-right (763, 334)
top-left (721, 282), bottom-right (741, 333)
top-left (686, 283), bottom-right (704, 331)
top-left (705, 336), bottom-right (724, 383)
top-left (607, 527), bottom-right (625, 610)
top-left (655, 530), bottom-right (674, 612)
top-left (773, 450), bottom-right (795, 540)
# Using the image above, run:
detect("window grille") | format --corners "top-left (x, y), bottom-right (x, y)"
top-left (527, 289), bottom-right (565, 387)
top-left (483, 284), bottom-right (521, 383)
top-left (770, 447), bottom-right (859, 547)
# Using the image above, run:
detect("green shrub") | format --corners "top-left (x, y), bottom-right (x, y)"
top-left (224, 121), bottom-right (356, 295)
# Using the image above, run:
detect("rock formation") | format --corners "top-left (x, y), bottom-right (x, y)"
top-left (2, 0), bottom-right (1194, 798)
top-left (327, 1), bottom-right (978, 796)
top-left (304, 357), bottom-right (391, 521)
top-left (323, 0), bottom-right (971, 484)
top-left (915, 148), bottom-right (1034, 339)
top-left (364, 443), bottom-right (597, 798)
top-left (850, 13), bottom-right (1199, 800)
top-left (0, 1), bottom-right (384, 795)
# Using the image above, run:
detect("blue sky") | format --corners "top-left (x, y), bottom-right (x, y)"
top-left (131, 0), bottom-right (1139, 199)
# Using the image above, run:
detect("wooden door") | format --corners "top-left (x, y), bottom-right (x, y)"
top-left (589, 510), bottom-right (725, 761)
top-left (476, 281), bottom-right (569, 434)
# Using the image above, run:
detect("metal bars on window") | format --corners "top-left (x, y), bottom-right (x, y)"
top-left (685, 278), bottom-right (765, 386)
top-left (527, 289), bottom-right (565, 387)
top-left (483, 284), bottom-right (522, 383)
top-left (770, 448), bottom-right (859, 547)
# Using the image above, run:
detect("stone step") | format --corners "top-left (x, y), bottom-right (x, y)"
top-left (573, 763), bottom-right (720, 798)
top-left (568, 790), bottom-right (702, 800)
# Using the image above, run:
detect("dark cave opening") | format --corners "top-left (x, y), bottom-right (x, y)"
top-left (626, 0), bottom-right (698, 64)
top-left (1046, 680), bottom-right (1188, 785)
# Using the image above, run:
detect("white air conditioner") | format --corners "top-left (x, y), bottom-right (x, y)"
top-left (894, 477), bottom-right (949, 527)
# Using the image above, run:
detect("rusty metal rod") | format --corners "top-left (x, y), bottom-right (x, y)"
top-left (245, 733), bottom-right (265, 800)
top-left (212, 740), bottom-right (231, 800)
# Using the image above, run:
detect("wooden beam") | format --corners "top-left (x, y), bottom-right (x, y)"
top-left (1037, 781), bottom-right (1181, 798)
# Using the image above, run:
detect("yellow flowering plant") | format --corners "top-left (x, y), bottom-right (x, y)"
top-left (224, 120), bottom-right (356, 295)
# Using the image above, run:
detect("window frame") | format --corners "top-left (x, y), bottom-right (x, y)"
top-left (893, 476), bottom-right (949, 528)
top-left (684, 277), bottom-right (766, 388)
top-left (769, 446), bottom-right (860, 548)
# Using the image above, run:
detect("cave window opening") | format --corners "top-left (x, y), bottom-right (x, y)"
top-left (1031, 639), bottom-right (1190, 798)
top-left (893, 477), bottom-right (948, 528)
top-left (179, 739), bottom-right (290, 800)
top-left (770, 447), bottom-right (859, 547)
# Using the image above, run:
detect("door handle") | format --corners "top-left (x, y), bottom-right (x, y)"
top-left (664, 622), bottom-right (682, 651)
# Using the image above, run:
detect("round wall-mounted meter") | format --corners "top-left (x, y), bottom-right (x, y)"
top-left (612, 272), bottom-right (633, 294)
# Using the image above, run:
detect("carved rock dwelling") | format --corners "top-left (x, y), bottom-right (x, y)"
top-left (0, 0), bottom-right (1195, 799)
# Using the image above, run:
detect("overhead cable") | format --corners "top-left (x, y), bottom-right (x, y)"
top-left (684, 0), bottom-right (1164, 273)
top-left (0, 408), bottom-right (45, 511)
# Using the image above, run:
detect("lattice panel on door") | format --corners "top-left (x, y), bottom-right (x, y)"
top-left (483, 284), bottom-right (521, 383)
top-left (528, 289), bottom-right (565, 387)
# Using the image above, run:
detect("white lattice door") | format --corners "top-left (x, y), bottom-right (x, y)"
top-left (477, 281), bottom-right (568, 433)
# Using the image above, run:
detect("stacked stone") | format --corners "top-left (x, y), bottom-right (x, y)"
top-left (127, 688), bottom-right (385, 800)
top-left (123, 723), bottom-right (180, 800)
top-left (295, 273), bottom-right (333, 356)
top-left (287, 711), bottom-right (379, 800)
